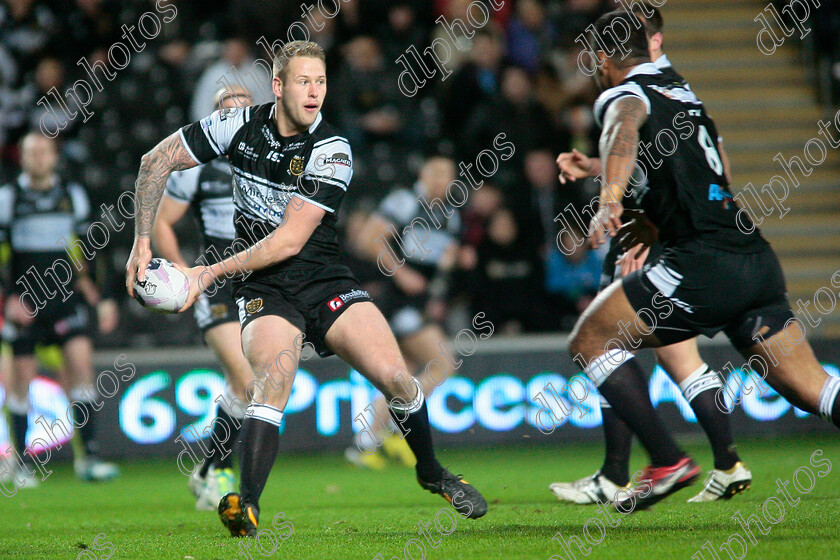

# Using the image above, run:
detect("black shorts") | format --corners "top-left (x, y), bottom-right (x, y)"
top-left (194, 278), bottom-right (239, 335)
top-left (599, 238), bottom-right (664, 291)
top-left (376, 282), bottom-right (429, 339)
top-left (1, 293), bottom-right (93, 355)
top-left (234, 264), bottom-right (372, 357)
top-left (622, 240), bottom-right (794, 349)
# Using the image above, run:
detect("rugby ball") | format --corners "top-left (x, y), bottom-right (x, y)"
top-left (133, 258), bottom-right (190, 313)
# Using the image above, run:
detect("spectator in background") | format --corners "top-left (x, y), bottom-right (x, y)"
top-left (60, 0), bottom-right (119, 65)
top-left (331, 36), bottom-right (421, 154)
top-left (190, 37), bottom-right (272, 121)
top-left (544, 220), bottom-right (603, 330)
top-left (525, 149), bottom-right (572, 254)
top-left (505, 0), bottom-right (559, 73)
top-left (439, 28), bottom-right (506, 141)
top-left (22, 58), bottom-right (82, 143)
top-left (377, 2), bottom-right (428, 64)
top-left (461, 65), bottom-right (568, 178)
top-left (469, 205), bottom-right (542, 334)
top-left (0, 0), bottom-right (61, 81)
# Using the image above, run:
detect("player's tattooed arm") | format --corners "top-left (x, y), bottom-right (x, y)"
top-left (126, 132), bottom-right (197, 295)
top-left (134, 132), bottom-right (198, 238)
top-left (589, 95), bottom-right (648, 248)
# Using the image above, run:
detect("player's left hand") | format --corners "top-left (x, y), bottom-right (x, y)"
top-left (589, 201), bottom-right (623, 248)
top-left (172, 264), bottom-right (210, 313)
top-left (617, 243), bottom-right (649, 277)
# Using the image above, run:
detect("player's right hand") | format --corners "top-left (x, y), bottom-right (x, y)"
top-left (125, 237), bottom-right (153, 296)
top-left (588, 201), bottom-right (623, 248)
top-left (556, 149), bottom-right (593, 184)
top-left (617, 243), bottom-right (649, 277)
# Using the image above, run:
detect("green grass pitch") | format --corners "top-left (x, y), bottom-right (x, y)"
top-left (4, 435), bottom-right (839, 560)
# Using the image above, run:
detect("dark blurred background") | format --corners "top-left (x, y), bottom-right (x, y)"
top-left (1, 0), bottom-right (838, 347)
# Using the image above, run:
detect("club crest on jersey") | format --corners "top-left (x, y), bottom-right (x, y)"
top-left (245, 298), bottom-right (264, 314)
top-left (290, 155), bottom-right (306, 175)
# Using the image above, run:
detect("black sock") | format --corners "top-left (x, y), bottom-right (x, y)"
top-left (239, 416), bottom-right (280, 511)
top-left (680, 367), bottom-right (739, 470)
top-left (599, 402), bottom-right (632, 486)
top-left (596, 358), bottom-right (684, 467)
top-left (389, 401), bottom-right (444, 482)
top-left (10, 412), bottom-right (28, 456)
top-left (211, 406), bottom-right (240, 471)
top-left (72, 401), bottom-right (99, 456)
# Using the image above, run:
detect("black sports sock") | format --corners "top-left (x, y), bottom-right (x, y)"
top-left (199, 406), bottom-right (229, 478)
top-left (599, 403), bottom-right (633, 486)
top-left (680, 367), bottom-right (739, 470)
top-left (72, 401), bottom-right (99, 456)
top-left (239, 417), bottom-right (279, 511)
top-left (211, 406), bottom-right (240, 470)
top-left (389, 401), bottom-right (444, 482)
top-left (10, 412), bottom-right (28, 455)
top-left (596, 359), bottom-right (684, 467)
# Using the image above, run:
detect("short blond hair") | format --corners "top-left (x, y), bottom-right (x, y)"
top-left (273, 40), bottom-right (326, 82)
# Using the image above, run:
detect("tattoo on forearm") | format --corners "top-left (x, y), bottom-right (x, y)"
top-left (134, 134), bottom-right (196, 237)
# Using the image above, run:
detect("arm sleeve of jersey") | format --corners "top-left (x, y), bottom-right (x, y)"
top-left (165, 167), bottom-right (200, 203)
top-left (0, 186), bottom-right (12, 243)
top-left (67, 183), bottom-right (91, 235)
top-left (593, 83), bottom-right (651, 128)
top-left (377, 190), bottom-right (416, 227)
top-left (179, 105), bottom-right (251, 164)
top-left (294, 136), bottom-right (353, 214)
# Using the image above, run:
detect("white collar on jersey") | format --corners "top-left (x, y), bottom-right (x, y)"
top-left (624, 62), bottom-right (661, 79)
top-left (269, 103), bottom-right (323, 134)
top-left (653, 54), bottom-right (671, 70)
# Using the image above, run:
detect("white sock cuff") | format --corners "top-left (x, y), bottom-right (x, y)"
top-left (5, 394), bottom-right (29, 415)
top-left (220, 385), bottom-right (247, 420)
top-left (584, 349), bottom-right (634, 387)
top-left (678, 364), bottom-right (722, 403)
top-left (598, 394), bottom-right (611, 408)
top-left (247, 403), bottom-right (284, 426)
top-left (389, 377), bottom-right (424, 415)
top-left (818, 376), bottom-right (840, 421)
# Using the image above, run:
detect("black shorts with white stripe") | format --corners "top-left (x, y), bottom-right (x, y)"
top-left (621, 240), bottom-right (794, 349)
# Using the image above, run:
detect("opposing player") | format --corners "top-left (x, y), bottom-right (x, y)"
top-left (344, 156), bottom-right (461, 469)
top-left (0, 132), bottom-right (119, 484)
top-left (126, 41), bottom-right (487, 537)
top-left (152, 85), bottom-right (254, 510)
top-left (550, 4), bottom-right (750, 505)
top-left (567, 10), bottom-right (839, 510)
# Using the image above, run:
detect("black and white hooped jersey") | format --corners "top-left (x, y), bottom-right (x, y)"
top-left (377, 184), bottom-right (460, 279)
top-left (593, 62), bottom-right (764, 252)
top-left (0, 174), bottom-right (90, 290)
top-left (179, 103), bottom-right (352, 279)
top-left (165, 158), bottom-right (236, 256)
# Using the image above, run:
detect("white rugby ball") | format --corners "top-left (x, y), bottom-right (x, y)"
top-left (133, 258), bottom-right (190, 313)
